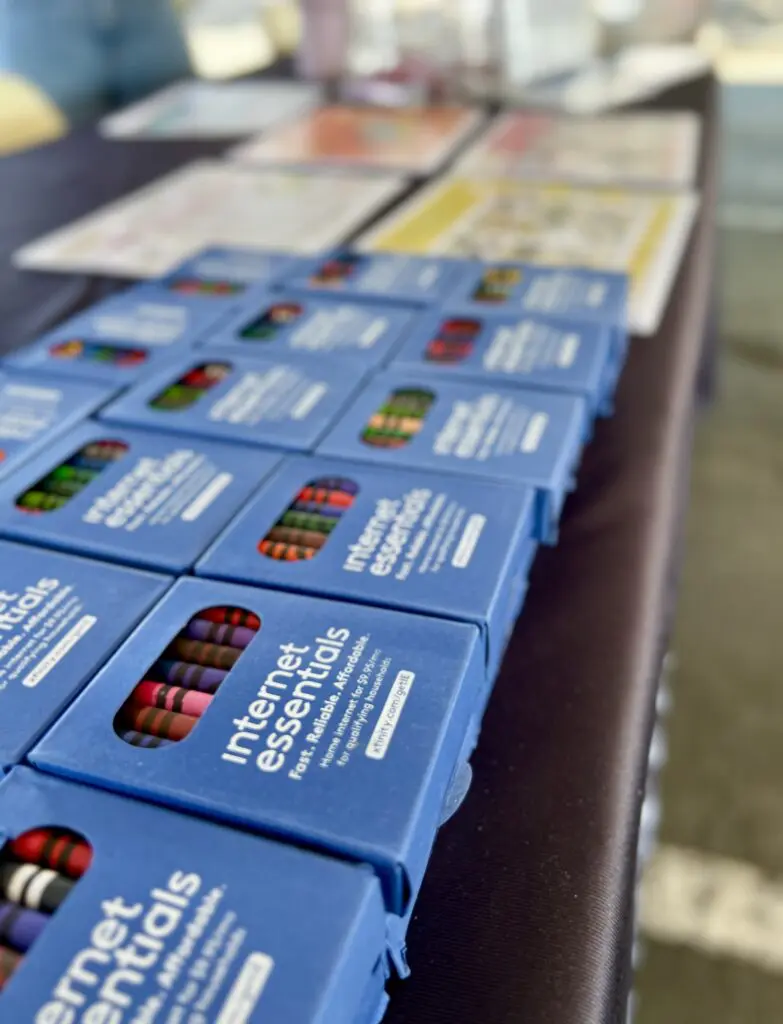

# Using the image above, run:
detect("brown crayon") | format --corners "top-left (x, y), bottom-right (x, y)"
top-left (129, 706), bottom-right (197, 742)
top-left (173, 638), bottom-right (241, 670)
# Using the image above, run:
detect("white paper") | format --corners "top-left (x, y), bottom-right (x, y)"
top-left (456, 111), bottom-right (702, 189)
top-left (99, 79), bottom-right (323, 139)
top-left (14, 161), bottom-right (406, 279)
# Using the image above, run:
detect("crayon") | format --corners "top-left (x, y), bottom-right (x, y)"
top-left (309, 478), bottom-right (359, 495)
top-left (288, 502), bottom-right (342, 520)
top-left (151, 385), bottom-right (205, 410)
top-left (40, 477), bottom-right (85, 498)
top-left (368, 414), bottom-right (422, 434)
top-left (185, 620), bottom-right (256, 649)
top-left (81, 443), bottom-right (127, 461)
top-left (297, 487), bottom-right (354, 508)
top-left (259, 541), bottom-right (316, 561)
top-left (67, 455), bottom-right (116, 473)
top-left (128, 706), bottom-right (197, 742)
top-left (200, 608), bottom-right (261, 630)
top-left (9, 830), bottom-right (92, 880)
top-left (50, 465), bottom-right (99, 485)
top-left (0, 863), bottom-right (74, 915)
top-left (134, 681), bottom-right (212, 718)
top-left (158, 660), bottom-right (228, 694)
top-left (172, 638), bottom-right (241, 670)
top-left (16, 492), bottom-right (67, 512)
top-left (0, 902), bottom-right (47, 953)
top-left (267, 526), bottom-right (328, 550)
top-left (281, 510), bottom-right (339, 533)
top-left (119, 729), bottom-right (174, 749)
top-left (361, 429), bottom-right (413, 447)
top-left (183, 364), bottom-right (230, 387)
top-left (170, 278), bottom-right (241, 296)
top-left (0, 944), bottom-right (20, 991)
top-left (425, 339), bottom-right (473, 363)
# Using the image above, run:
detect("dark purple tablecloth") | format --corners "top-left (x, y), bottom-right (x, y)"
top-left (0, 76), bottom-right (718, 1024)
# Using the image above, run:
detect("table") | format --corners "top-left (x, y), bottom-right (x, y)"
top-left (0, 75), bottom-right (718, 1024)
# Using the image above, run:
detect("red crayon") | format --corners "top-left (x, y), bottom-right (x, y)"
top-left (129, 706), bottom-right (197, 742)
top-left (9, 829), bottom-right (92, 880)
top-left (297, 487), bottom-right (354, 508)
top-left (200, 607), bottom-right (261, 631)
top-left (258, 541), bottom-right (316, 561)
top-left (134, 681), bottom-right (212, 718)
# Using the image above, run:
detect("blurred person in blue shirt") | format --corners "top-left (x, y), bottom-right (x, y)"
top-left (0, 0), bottom-right (192, 124)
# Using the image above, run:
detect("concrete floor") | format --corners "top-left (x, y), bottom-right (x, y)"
top-left (635, 224), bottom-right (783, 1020)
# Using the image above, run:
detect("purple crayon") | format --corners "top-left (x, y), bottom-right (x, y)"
top-left (185, 619), bottom-right (255, 649)
top-left (157, 660), bottom-right (228, 694)
top-left (291, 501), bottom-right (344, 517)
top-left (0, 901), bottom-right (47, 952)
top-left (119, 730), bottom-right (174, 750)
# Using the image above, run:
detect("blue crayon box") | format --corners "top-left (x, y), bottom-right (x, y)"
top-left (0, 422), bottom-right (280, 573)
top-left (2, 326), bottom-right (185, 389)
top-left (0, 373), bottom-right (114, 483)
top-left (0, 543), bottom-right (169, 771)
top-left (32, 576), bottom-right (484, 922)
top-left (317, 371), bottom-right (590, 543)
top-left (160, 244), bottom-right (298, 298)
top-left (0, 768), bottom-right (395, 1024)
top-left (99, 349), bottom-right (364, 452)
top-left (445, 261), bottom-right (629, 345)
top-left (207, 288), bottom-right (415, 371)
top-left (197, 455), bottom-right (538, 693)
top-left (390, 308), bottom-right (625, 416)
top-left (281, 249), bottom-right (472, 307)
top-left (23, 285), bottom-right (234, 355)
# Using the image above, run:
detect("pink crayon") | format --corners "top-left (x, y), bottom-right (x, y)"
top-left (133, 682), bottom-right (212, 719)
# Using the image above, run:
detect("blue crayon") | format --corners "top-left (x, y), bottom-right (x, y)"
top-left (309, 478), bottom-right (359, 495)
top-left (0, 901), bottom-right (47, 952)
top-left (68, 455), bottom-right (115, 473)
top-left (291, 501), bottom-right (344, 517)
top-left (119, 730), bottom-right (174, 749)
top-left (157, 660), bottom-right (227, 694)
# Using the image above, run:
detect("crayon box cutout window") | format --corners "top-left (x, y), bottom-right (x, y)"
top-left (258, 477), bottom-right (358, 562)
top-left (166, 277), bottom-right (245, 298)
top-left (362, 389), bottom-right (434, 449)
top-left (15, 440), bottom-right (128, 514)
top-left (149, 362), bottom-right (231, 411)
top-left (48, 340), bottom-right (148, 369)
top-left (425, 319), bottom-right (481, 364)
top-left (0, 826), bottom-right (92, 993)
top-left (310, 253), bottom-right (360, 288)
top-left (240, 302), bottom-right (305, 342)
top-left (113, 606), bottom-right (261, 748)
top-left (472, 266), bottom-right (522, 304)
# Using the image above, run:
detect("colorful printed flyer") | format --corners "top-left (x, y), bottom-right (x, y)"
top-left (230, 104), bottom-right (484, 174)
top-left (100, 78), bottom-right (322, 139)
top-left (14, 161), bottom-right (406, 279)
top-left (360, 176), bottom-right (699, 336)
top-left (456, 111), bottom-right (702, 188)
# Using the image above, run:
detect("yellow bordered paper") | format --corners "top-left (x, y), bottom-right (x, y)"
top-left (360, 176), bottom-right (700, 335)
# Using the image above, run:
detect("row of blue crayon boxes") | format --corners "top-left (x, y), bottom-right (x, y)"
top-left (0, 245), bottom-right (628, 1023)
